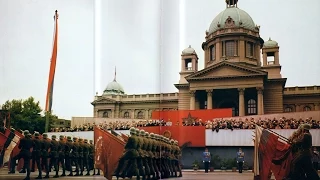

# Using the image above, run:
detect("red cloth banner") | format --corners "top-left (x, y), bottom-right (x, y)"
top-left (94, 127), bottom-right (125, 180)
top-left (270, 141), bottom-right (292, 180)
top-left (151, 109), bottom-right (232, 125)
top-left (138, 126), bottom-right (206, 147)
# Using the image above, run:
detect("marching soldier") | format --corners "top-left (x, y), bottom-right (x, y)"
top-left (83, 139), bottom-right (90, 176)
top-left (41, 133), bottom-right (51, 179)
top-left (89, 139), bottom-right (100, 175)
top-left (9, 131), bottom-right (33, 180)
top-left (78, 138), bottom-right (84, 176)
top-left (58, 135), bottom-right (66, 176)
top-left (65, 136), bottom-right (73, 176)
top-left (174, 140), bottom-right (182, 177)
top-left (71, 137), bottom-right (80, 176)
top-left (49, 135), bottom-right (60, 178)
top-left (31, 132), bottom-right (43, 179)
top-left (136, 129), bottom-right (146, 180)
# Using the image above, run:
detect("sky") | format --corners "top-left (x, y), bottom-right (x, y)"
top-left (1, 0), bottom-right (319, 119)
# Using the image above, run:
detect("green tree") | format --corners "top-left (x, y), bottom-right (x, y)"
top-left (1, 96), bottom-right (55, 134)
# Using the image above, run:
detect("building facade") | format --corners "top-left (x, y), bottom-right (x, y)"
top-left (92, 0), bottom-right (320, 119)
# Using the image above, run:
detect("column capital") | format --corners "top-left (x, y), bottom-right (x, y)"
top-left (238, 88), bottom-right (245, 95)
top-left (314, 103), bottom-right (320, 106)
top-left (206, 89), bottom-right (213, 96)
top-left (189, 90), bottom-right (196, 97)
top-left (257, 87), bottom-right (264, 94)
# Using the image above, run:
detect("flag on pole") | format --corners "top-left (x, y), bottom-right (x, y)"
top-left (45, 10), bottom-right (59, 113)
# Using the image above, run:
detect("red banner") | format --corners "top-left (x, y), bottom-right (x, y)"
top-left (270, 141), bottom-right (292, 180)
top-left (151, 109), bottom-right (232, 125)
top-left (94, 127), bottom-right (125, 180)
top-left (138, 126), bottom-right (206, 147)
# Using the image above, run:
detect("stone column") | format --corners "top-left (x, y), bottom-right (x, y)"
top-left (131, 109), bottom-right (135, 119)
top-left (111, 109), bottom-right (115, 118)
top-left (145, 109), bottom-right (149, 119)
top-left (189, 90), bottom-right (196, 110)
top-left (257, 87), bottom-right (264, 115)
top-left (295, 104), bottom-right (300, 112)
top-left (314, 103), bottom-right (319, 111)
top-left (206, 89), bottom-right (213, 109)
top-left (238, 88), bottom-right (245, 116)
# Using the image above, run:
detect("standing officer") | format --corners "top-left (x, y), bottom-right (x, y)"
top-left (50, 135), bottom-right (60, 178)
top-left (71, 137), bottom-right (80, 176)
top-left (89, 140), bottom-right (100, 176)
top-left (41, 134), bottom-right (51, 179)
top-left (202, 148), bottom-right (210, 173)
top-left (236, 148), bottom-right (245, 173)
top-left (65, 136), bottom-right (73, 176)
top-left (9, 131), bottom-right (33, 180)
top-left (83, 139), bottom-right (90, 176)
top-left (31, 132), bottom-right (43, 179)
top-left (78, 138), bottom-right (84, 176)
top-left (58, 135), bottom-right (66, 176)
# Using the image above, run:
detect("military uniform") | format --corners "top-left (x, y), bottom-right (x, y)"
top-left (89, 140), bottom-right (100, 175)
top-left (65, 136), bottom-right (73, 176)
top-left (78, 138), bottom-right (84, 175)
top-left (83, 139), bottom-right (90, 176)
top-left (71, 137), bottom-right (80, 176)
top-left (41, 133), bottom-right (51, 178)
top-left (9, 131), bottom-right (33, 180)
top-left (58, 135), bottom-right (66, 176)
top-left (31, 132), bottom-right (43, 179)
top-left (287, 124), bottom-right (319, 180)
top-left (49, 135), bottom-right (59, 178)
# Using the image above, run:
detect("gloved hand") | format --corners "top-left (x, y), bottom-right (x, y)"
top-left (243, 161), bottom-right (244, 163)
top-left (237, 161), bottom-right (238, 163)
top-left (208, 161), bottom-right (210, 163)
top-left (203, 161), bottom-right (204, 163)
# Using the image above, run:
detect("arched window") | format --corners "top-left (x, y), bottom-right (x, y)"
top-left (225, 41), bottom-right (235, 57)
top-left (124, 111), bottom-right (130, 118)
top-left (102, 111), bottom-right (108, 118)
top-left (247, 99), bottom-right (257, 115)
top-left (137, 111), bottom-right (144, 119)
top-left (284, 107), bottom-right (293, 112)
top-left (210, 45), bottom-right (215, 61)
top-left (303, 106), bottom-right (311, 111)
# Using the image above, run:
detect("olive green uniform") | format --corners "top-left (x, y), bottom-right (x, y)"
top-left (58, 135), bottom-right (67, 176)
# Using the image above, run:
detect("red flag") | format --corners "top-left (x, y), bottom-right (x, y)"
top-left (94, 127), bottom-right (125, 180)
top-left (258, 129), bottom-right (279, 180)
top-left (270, 141), bottom-right (292, 180)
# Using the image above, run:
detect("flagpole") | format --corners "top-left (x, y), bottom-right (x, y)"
top-left (253, 123), bottom-right (290, 143)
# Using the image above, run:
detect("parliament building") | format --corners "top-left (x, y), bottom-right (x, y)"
top-left (91, 0), bottom-right (320, 119)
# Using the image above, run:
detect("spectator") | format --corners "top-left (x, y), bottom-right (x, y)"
top-left (236, 148), bottom-right (245, 173)
top-left (202, 148), bottom-right (210, 173)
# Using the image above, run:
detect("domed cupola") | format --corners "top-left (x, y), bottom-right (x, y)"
top-left (103, 67), bottom-right (125, 95)
top-left (263, 38), bottom-right (278, 48)
top-left (208, 0), bottom-right (259, 35)
top-left (182, 45), bottom-right (196, 55)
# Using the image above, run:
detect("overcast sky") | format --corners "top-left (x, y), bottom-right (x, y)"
top-left (1, 0), bottom-right (319, 119)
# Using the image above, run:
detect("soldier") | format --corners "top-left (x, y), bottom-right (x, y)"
top-left (65, 136), bottom-right (73, 176)
top-left (114, 127), bottom-right (139, 179)
top-left (71, 137), bottom-right (80, 176)
top-left (78, 138), bottom-right (84, 176)
top-left (49, 135), bottom-right (60, 178)
top-left (83, 139), bottom-right (90, 176)
top-left (41, 133), bottom-right (51, 179)
top-left (58, 135), bottom-right (66, 176)
top-left (150, 133), bottom-right (160, 179)
top-left (136, 129), bottom-right (146, 180)
top-left (142, 131), bottom-right (152, 180)
top-left (31, 132), bottom-right (43, 179)
top-left (89, 139), bottom-right (100, 176)
top-left (8, 131), bottom-right (33, 180)
top-left (174, 140), bottom-right (182, 177)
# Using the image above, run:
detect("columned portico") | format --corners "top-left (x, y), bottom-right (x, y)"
top-left (238, 88), bottom-right (245, 116)
top-left (206, 90), bottom-right (213, 109)
top-left (257, 87), bottom-right (264, 115)
top-left (189, 90), bottom-right (196, 110)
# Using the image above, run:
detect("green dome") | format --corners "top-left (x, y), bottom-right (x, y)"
top-left (208, 7), bottom-right (256, 34)
top-left (103, 80), bottom-right (125, 95)
top-left (182, 45), bottom-right (196, 55)
top-left (263, 38), bottom-right (278, 48)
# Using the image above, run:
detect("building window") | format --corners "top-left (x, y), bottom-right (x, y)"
top-left (137, 111), bottom-right (144, 119)
top-left (124, 111), bottom-right (130, 118)
top-left (102, 111), bottom-right (108, 118)
top-left (225, 41), bottom-right (235, 57)
top-left (247, 99), bottom-right (257, 115)
top-left (246, 42), bottom-right (254, 57)
top-left (284, 107), bottom-right (293, 112)
top-left (210, 45), bottom-right (215, 61)
top-left (303, 106), bottom-right (311, 111)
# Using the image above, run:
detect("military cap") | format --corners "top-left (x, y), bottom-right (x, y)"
top-left (174, 140), bottom-right (178, 145)
top-left (170, 139), bottom-right (174, 144)
top-left (43, 133), bottom-right (48, 138)
top-left (89, 140), bottom-right (93, 143)
top-left (84, 139), bottom-right (88, 143)
top-left (67, 136), bottom-right (72, 140)
top-left (59, 135), bottom-right (64, 139)
top-left (79, 138), bottom-right (83, 142)
top-left (52, 135), bottom-right (57, 139)
top-left (301, 123), bottom-right (311, 130)
top-left (150, 133), bottom-right (155, 139)
top-left (34, 132), bottom-right (40, 137)
top-left (129, 127), bottom-right (136, 135)
top-left (73, 137), bottom-right (78, 141)
top-left (145, 132), bottom-right (150, 138)
top-left (23, 130), bottom-right (29, 136)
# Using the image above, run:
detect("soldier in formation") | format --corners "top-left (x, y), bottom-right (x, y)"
top-left (114, 127), bottom-right (182, 180)
top-left (7, 131), bottom-right (100, 179)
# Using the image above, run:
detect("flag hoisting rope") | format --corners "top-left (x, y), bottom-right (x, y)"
top-left (45, 10), bottom-right (59, 132)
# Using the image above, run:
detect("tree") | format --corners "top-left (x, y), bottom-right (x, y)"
top-left (1, 97), bottom-right (50, 134)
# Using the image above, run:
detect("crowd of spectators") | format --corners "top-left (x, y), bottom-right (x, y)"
top-left (49, 116), bottom-right (320, 132)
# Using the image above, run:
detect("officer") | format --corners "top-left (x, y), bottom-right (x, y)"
top-left (50, 135), bottom-right (60, 178)
top-left (287, 124), bottom-right (319, 180)
top-left (9, 131), bottom-right (33, 180)
top-left (65, 136), bottom-right (73, 176)
top-left (31, 132), bottom-right (43, 179)
top-left (88, 140), bottom-right (100, 176)
top-left (83, 139), bottom-right (90, 176)
top-left (78, 138), bottom-right (84, 176)
top-left (41, 133), bottom-right (51, 179)
top-left (136, 129), bottom-right (146, 180)
top-left (58, 135), bottom-right (66, 176)
top-left (71, 137), bottom-right (80, 176)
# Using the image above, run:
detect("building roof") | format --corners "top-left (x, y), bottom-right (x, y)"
top-left (182, 45), bottom-right (196, 55)
top-left (263, 38), bottom-right (278, 48)
top-left (208, 6), bottom-right (256, 34)
top-left (103, 80), bottom-right (125, 95)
